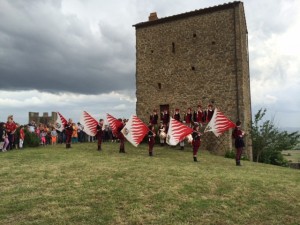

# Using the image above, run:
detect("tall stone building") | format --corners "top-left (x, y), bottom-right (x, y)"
top-left (133, 1), bottom-right (252, 159)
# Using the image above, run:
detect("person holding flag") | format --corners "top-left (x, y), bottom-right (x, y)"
top-left (192, 123), bottom-right (202, 162)
top-left (232, 120), bottom-right (245, 166)
top-left (148, 124), bottom-right (156, 156)
top-left (65, 118), bottom-right (73, 149)
top-left (96, 119), bottom-right (104, 151)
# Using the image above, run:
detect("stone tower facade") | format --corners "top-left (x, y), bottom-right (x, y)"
top-left (133, 1), bottom-right (252, 160)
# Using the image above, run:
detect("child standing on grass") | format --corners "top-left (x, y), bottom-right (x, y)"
top-left (2, 124), bottom-right (9, 152)
top-left (40, 129), bottom-right (47, 146)
top-left (51, 127), bottom-right (57, 145)
top-left (19, 125), bottom-right (25, 149)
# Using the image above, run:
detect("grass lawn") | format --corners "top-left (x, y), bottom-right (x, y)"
top-left (282, 150), bottom-right (300, 163)
top-left (1, 142), bottom-right (300, 225)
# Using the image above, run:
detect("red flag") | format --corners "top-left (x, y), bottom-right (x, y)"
top-left (167, 117), bottom-right (193, 146)
top-left (80, 111), bottom-right (98, 136)
top-left (106, 113), bottom-right (123, 136)
top-left (55, 112), bottom-right (67, 132)
top-left (121, 115), bottom-right (149, 147)
top-left (204, 108), bottom-right (236, 137)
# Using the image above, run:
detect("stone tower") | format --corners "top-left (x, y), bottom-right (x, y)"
top-left (133, 1), bottom-right (252, 160)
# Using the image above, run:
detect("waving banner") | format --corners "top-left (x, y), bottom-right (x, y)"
top-left (167, 117), bottom-right (193, 146)
top-left (121, 115), bottom-right (149, 147)
top-left (55, 112), bottom-right (67, 132)
top-left (106, 113), bottom-right (123, 136)
top-left (80, 111), bottom-right (98, 136)
top-left (204, 108), bottom-right (236, 137)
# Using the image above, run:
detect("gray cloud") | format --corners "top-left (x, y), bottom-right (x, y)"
top-left (0, 0), bottom-right (135, 94)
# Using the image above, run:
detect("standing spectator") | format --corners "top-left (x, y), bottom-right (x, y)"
top-left (40, 129), bottom-right (47, 146)
top-left (5, 115), bottom-right (17, 150)
top-left (71, 123), bottom-right (78, 144)
top-left (51, 127), bottom-right (57, 145)
top-left (77, 122), bottom-right (84, 142)
top-left (2, 124), bottom-right (9, 152)
top-left (19, 125), bottom-right (25, 149)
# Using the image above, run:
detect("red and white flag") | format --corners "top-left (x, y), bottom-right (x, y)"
top-left (55, 112), bottom-right (67, 132)
top-left (106, 113), bottom-right (123, 136)
top-left (80, 111), bottom-right (98, 136)
top-left (204, 108), bottom-right (236, 137)
top-left (121, 115), bottom-right (149, 147)
top-left (166, 117), bottom-right (193, 146)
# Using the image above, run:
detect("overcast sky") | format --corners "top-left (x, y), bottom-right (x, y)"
top-left (0, 0), bottom-right (299, 128)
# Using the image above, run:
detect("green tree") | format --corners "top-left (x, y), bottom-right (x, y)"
top-left (250, 108), bottom-right (300, 166)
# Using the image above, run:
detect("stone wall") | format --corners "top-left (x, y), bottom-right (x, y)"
top-left (134, 2), bottom-right (252, 158)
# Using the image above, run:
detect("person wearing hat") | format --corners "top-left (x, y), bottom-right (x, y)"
top-left (5, 115), bottom-right (17, 150)
top-left (149, 109), bottom-right (158, 126)
top-left (161, 109), bottom-right (170, 126)
top-left (173, 108), bottom-right (181, 122)
top-left (193, 105), bottom-right (205, 125)
top-left (96, 119), bottom-right (104, 151)
top-left (192, 123), bottom-right (202, 162)
top-left (205, 104), bottom-right (214, 123)
top-left (232, 120), bottom-right (245, 166)
top-left (184, 108), bottom-right (193, 127)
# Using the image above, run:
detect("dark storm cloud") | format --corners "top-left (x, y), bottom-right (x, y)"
top-left (0, 0), bottom-right (135, 94)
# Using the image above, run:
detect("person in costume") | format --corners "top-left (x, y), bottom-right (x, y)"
top-left (192, 123), bottom-right (202, 162)
top-left (161, 109), bottom-right (170, 126)
top-left (232, 120), bottom-right (245, 166)
top-left (173, 108), bottom-right (181, 121)
top-left (96, 119), bottom-right (104, 151)
top-left (5, 115), bottom-right (17, 150)
top-left (193, 105), bottom-right (205, 126)
top-left (149, 109), bottom-right (159, 126)
top-left (65, 118), bottom-right (73, 149)
top-left (158, 121), bottom-right (166, 146)
top-left (118, 119), bottom-right (126, 153)
top-left (205, 104), bottom-right (214, 123)
top-left (184, 108), bottom-right (193, 127)
top-left (148, 125), bottom-right (156, 156)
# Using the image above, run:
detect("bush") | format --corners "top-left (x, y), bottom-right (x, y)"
top-left (24, 130), bottom-right (40, 147)
top-left (225, 150), bottom-right (235, 159)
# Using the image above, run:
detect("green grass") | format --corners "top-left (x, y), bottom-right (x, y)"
top-left (283, 150), bottom-right (300, 163)
top-left (1, 143), bottom-right (300, 225)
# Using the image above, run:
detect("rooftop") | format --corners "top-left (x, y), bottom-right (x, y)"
top-left (133, 1), bottom-right (243, 28)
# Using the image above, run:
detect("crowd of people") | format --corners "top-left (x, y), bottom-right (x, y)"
top-left (1, 103), bottom-right (245, 165)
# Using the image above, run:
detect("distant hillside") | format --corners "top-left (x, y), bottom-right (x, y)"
top-left (279, 127), bottom-right (300, 133)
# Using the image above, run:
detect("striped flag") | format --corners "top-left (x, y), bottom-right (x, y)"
top-left (204, 108), bottom-right (236, 137)
top-left (106, 113), bottom-right (123, 136)
top-left (166, 117), bottom-right (193, 146)
top-left (80, 111), bottom-right (98, 136)
top-left (121, 115), bottom-right (149, 147)
top-left (55, 112), bottom-right (67, 132)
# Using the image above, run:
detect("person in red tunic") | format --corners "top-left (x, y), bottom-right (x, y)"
top-left (118, 119), bottom-right (126, 153)
top-left (193, 105), bottom-right (205, 126)
top-left (205, 104), bottom-right (214, 123)
top-left (5, 115), bottom-right (17, 150)
top-left (149, 109), bottom-right (158, 126)
top-left (148, 125), bottom-right (156, 156)
top-left (192, 123), bottom-right (202, 162)
top-left (161, 109), bottom-right (170, 126)
top-left (173, 108), bottom-right (181, 121)
top-left (184, 108), bottom-right (193, 127)
top-left (65, 118), bottom-right (73, 149)
top-left (232, 120), bottom-right (245, 166)
top-left (96, 119), bottom-right (104, 151)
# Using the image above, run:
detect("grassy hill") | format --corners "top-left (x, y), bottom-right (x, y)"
top-left (1, 143), bottom-right (299, 225)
